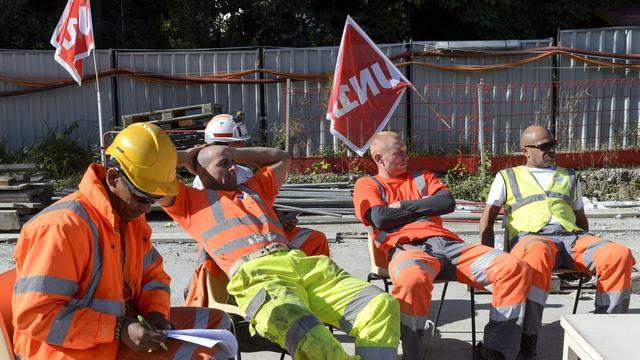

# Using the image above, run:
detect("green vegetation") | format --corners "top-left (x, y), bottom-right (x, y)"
top-left (441, 160), bottom-right (493, 202)
top-left (1, 0), bottom-right (617, 50)
top-left (3, 123), bottom-right (639, 201)
top-left (0, 122), bottom-right (93, 190)
top-left (304, 160), bottom-right (332, 175)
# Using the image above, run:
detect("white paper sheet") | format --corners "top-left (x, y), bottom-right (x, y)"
top-left (166, 329), bottom-right (238, 359)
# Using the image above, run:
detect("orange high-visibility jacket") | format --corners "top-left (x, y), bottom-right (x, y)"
top-left (353, 170), bottom-right (462, 257)
top-left (163, 167), bottom-right (289, 277)
top-left (12, 164), bottom-right (171, 360)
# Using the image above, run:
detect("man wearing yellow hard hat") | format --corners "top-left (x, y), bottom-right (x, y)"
top-left (12, 123), bottom-right (232, 359)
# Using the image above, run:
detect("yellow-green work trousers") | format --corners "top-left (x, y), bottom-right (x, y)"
top-left (227, 250), bottom-right (400, 360)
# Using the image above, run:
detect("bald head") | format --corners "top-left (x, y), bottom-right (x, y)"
top-left (195, 145), bottom-right (237, 190)
top-left (520, 125), bottom-right (552, 148)
top-left (520, 125), bottom-right (556, 168)
top-left (370, 131), bottom-right (402, 157)
top-left (370, 131), bottom-right (408, 178)
top-left (197, 145), bottom-right (225, 169)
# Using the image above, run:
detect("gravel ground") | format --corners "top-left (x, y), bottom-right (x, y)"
top-left (2, 216), bottom-right (639, 306)
top-left (2, 216), bottom-right (639, 359)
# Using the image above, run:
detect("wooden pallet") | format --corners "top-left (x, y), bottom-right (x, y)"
top-left (0, 165), bottom-right (53, 231)
top-left (121, 103), bottom-right (223, 129)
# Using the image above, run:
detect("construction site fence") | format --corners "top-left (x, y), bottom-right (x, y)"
top-left (283, 77), bottom-right (640, 159)
top-left (1, 27), bottom-right (640, 171)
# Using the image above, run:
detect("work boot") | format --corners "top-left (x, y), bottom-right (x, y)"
top-left (474, 342), bottom-right (506, 360)
top-left (516, 334), bottom-right (538, 360)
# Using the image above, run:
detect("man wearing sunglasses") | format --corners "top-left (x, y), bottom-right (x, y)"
top-left (158, 144), bottom-right (400, 359)
top-left (480, 125), bottom-right (635, 359)
top-left (12, 123), bottom-right (232, 359)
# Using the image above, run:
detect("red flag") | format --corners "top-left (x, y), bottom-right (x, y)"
top-left (326, 16), bottom-right (411, 156)
top-left (50, 0), bottom-right (95, 85)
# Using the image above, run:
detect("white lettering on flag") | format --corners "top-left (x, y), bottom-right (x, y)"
top-left (50, 0), bottom-right (95, 85)
top-left (326, 16), bottom-right (411, 155)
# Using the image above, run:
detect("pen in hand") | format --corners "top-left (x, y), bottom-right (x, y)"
top-left (137, 315), bottom-right (169, 351)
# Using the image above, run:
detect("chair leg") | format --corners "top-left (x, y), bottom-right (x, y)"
top-left (470, 287), bottom-right (476, 348)
top-left (229, 319), bottom-right (242, 360)
top-left (367, 273), bottom-right (391, 293)
top-left (433, 282), bottom-right (448, 331)
top-left (572, 276), bottom-right (583, 314)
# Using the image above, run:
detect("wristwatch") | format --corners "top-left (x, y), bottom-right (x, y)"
top-left (115, 317), bottom-right (126, 340)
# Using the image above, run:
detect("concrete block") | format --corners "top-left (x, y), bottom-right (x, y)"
top-left (551, 275), bottom-right (561, 293)
top-left (632, 272), bottom-right (640, 294)
top-left (0, 210), bottom-right (20, 231)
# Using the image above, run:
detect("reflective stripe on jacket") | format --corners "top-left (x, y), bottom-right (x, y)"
top-left (361, 171), bottom-right (461, 256)
top-left (501, 165), bottom-right (581, 235)
top-left (164, 167), bottom-right (289, 277)
top-left (12, 164), bottom-right (171, 360)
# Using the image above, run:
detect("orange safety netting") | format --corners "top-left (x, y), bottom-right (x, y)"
top-left (1, 46), bottom-right (639, 98)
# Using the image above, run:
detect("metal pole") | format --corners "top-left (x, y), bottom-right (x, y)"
top-left (477, 79), bottom-right (486, 177)
top-left (92, 50), bottom-right (106, 165)
top-left (285, 78), bottom-right (291, 153)
top-left (258, 47), bottom-right (268, 146)
top-left (405, 41), bottom-right (413, 147)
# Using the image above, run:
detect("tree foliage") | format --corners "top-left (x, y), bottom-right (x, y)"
top-left (0, 0), bottom-right (629, 50)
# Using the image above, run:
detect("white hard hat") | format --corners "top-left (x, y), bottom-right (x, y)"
top-left (204, 113), bottom-right (251, 143)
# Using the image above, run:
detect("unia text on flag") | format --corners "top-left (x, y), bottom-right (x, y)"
top-left (325, 15), bottom-right (411, 156)
top-left (50, 0), bottom-right (95, 85)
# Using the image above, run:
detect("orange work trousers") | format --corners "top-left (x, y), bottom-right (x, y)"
top-left (510, 225), bottom-right (635, 335)
top-left (388, 236), bottom-right (532, 360)
top-left (117, 307), bottom-right (232, 359)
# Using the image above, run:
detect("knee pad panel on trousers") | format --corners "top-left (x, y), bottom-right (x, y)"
top-left (484, 253), bottom-right (532, 308)
top-left (591, 242), bottom-right (635, 290)
top-left (388, 249), bottom-right (440, 284)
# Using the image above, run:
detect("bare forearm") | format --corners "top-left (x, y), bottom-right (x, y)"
top-left (232, 147), bottom-right (290, 189)
top-left (574, 208), bottom-right (589, 232)
top-left (480, 205), bottom-right (501, 248)
top-left (229, 147), bottom-right (289, 168)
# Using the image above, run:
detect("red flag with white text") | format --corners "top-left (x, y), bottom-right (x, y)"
top-left (50, 0), bottom-right (95, 85)
top-left (326, 16), bottom-right (411, 156)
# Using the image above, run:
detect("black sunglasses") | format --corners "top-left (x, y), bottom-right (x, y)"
top-left (117, 169), bottom-right (162, 204)
top-left (524, 140), bottom-right (556, 151)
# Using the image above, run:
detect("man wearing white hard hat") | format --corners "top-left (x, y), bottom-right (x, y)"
top-left (184, 112), bottom-right (330, 307)
top-left (193, 112), bottom-right (253, 186)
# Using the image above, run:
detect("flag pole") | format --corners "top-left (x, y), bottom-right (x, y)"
top-left (409, 85), bottom-right (451, 129)
top-left (91, 49), bottom-right (106, 165)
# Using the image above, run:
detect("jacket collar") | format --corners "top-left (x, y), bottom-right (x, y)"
top-left (78, 163), bottom-right (119, 228)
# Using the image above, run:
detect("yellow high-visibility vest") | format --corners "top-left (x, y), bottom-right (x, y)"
top-left (501, 165), bottom-right (582, 235)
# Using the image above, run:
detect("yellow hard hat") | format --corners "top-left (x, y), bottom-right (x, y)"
top-left (106, 123), bottom-right (179, 196)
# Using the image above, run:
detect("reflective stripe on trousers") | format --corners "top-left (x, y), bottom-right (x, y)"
top-left (513, 230), bottom-right (634, 315)
top-left (390, 237), bottom-right (530, 359)
top-left (227, 250), bottom-right (399, 360)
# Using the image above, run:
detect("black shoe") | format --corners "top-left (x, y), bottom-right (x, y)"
top-left (517, 334), bottom-right (538, 359)
top-left (474, 342), bottom-right (506, 360)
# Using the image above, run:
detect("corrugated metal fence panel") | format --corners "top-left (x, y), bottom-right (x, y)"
top-left (558, 28), bottom-right (640, 151)
top-left (116, 49), bottom-right (261, 138)
top-left (410, 39), bottom-right (554, 155)
top-left (0, 49), bottom-right (113, 151)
